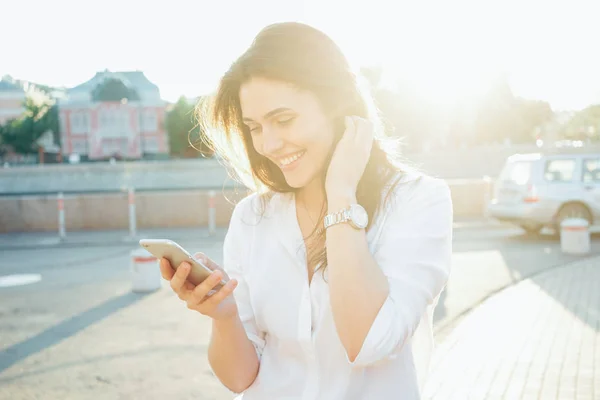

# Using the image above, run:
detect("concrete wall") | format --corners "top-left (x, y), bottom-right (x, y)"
top-left (0, 189), bottom-right (250, 233)
top-left (0, 180), bottom-right (491, 233)
top-left (0, 158), bottom-right (235, 194)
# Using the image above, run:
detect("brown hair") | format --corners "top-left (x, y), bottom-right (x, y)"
top-left (197, 22), bottom-right (405, 274)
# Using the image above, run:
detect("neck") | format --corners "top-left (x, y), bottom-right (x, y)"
top-left (296, 177), bottom-right (326, 216)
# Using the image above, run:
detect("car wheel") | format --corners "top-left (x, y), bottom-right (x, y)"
top-left (520, 223), bottom-right (543, 235)
top-left (555, 203), bottom-right (593, 231)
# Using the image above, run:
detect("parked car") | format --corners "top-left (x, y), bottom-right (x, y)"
top-left (488, 151), bottom-right (600, 234)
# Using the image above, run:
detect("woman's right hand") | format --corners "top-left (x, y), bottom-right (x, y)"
top-left (159, 253), bottom-right (239, 321)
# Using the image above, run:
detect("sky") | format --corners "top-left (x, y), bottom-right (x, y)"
top-left (2, 0), bottom-right (599, 111)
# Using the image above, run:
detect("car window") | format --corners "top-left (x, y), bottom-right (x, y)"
top-left (544, 159), bottom-right (576, 182)
top-left (582, 158), bottom-right (600, 183)
top-left (499, 161), bottom-right (531, 185)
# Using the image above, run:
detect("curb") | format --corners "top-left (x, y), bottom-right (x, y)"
top-left (0, 232), bottom-right (227, 251)
top-left (451, 219), bottom-right (513, 230)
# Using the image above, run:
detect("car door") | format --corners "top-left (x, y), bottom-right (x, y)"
top-left (581, 156), bottom-right (600, 223)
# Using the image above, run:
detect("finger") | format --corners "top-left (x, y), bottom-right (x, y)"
top-left (344, 116), bottom-right (357, 140)
top-left (170, 262), bottom-right (192, 294)
top-left (193, 252), bottom-right (218, 271)
top-left (193, 252), bottom-right (230, 280)
top-left (189, 269), bottom-right (226, 305)
top-left (159, 258), bottom-right (175, 280)
top-left (354, 117), bottom-right (374, 152)
top-left (200, 279), bottom-right (239, 309)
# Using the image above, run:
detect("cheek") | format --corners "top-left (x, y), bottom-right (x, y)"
top-left (249, 135), bottom-right (264, 156)
top-left (296, 120), bottom-right (335, 155)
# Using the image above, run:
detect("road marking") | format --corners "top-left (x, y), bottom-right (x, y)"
top-left (0, 274), bottom-right (42, 288)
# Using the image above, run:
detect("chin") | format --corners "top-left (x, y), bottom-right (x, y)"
top-left (282, 172), bottom-right (310, 189)
top-left (279, 164), bottom-right (319, 189)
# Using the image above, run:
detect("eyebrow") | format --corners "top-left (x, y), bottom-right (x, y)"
top-left (242, 107), bottom-right (292, 123)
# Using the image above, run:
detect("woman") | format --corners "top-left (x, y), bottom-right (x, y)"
top-left (160, 22), bottom-right (452, 399)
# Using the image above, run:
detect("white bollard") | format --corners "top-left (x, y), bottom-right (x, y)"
top-left (560, 218), bottom-right (591, 254)
top-left (128, 188), bottom-right (137, 238)
top-left (208, 190), bottom-right (216, 235)
top-left (130, 248), bottom-right (162, 292)
top-left (57, 192), bottom-right (66, 240)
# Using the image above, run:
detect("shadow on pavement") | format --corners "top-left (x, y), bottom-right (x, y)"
top-left (440, 228), bottom-right (600, 332)
top-left (0, 291), bottom-right (151, 374)
top-left (0, 344), bottom-right (207, 384)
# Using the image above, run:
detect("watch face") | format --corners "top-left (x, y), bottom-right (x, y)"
top-left (349, 204), bottom-right (368, 229)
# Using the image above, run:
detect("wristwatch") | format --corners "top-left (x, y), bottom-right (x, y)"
top-left (323, 204), bottom-right (368, 230)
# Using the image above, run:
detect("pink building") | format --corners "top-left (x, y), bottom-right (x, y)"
top-left (0, 77), bottom-right (26, 125)
top-left (58, 70), bottom-right (169, 160)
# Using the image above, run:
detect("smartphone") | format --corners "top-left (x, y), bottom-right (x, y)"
top-left (139, 239), bottom-right (227, 289)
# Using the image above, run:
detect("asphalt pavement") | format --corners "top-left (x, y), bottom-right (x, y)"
top-left (0, 224), bottom-right (599, 399)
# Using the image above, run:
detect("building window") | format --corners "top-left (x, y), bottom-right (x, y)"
top-left (69, 111), bottom-right (90, 134)
top-left (98, 109), bottom-right (130, 138)
top-left (142, 109), bottom-right (157, 132)
top-left (142, 136), bottom-right (159, 152)
top-left (101, 139), bottom-right (127, 156)
top-left (71, 137), bottom-right (88, 154)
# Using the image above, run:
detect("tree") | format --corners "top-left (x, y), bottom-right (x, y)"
top-left (560, 105), bottom-right (600, 141)
top-left (165, 96), bottom-right (213, 158)
top-left (514, 99), bottom-right (554, 142)
top-left (360, 66), bottom-right (443, 151)
top-left (359, 67), bottom-right (555, 149)
top-left (0, 97), bottom-right (59, 154)
top-left (471, 75), bottom-right (554, 145)
top-left (92, 78), bottom-right (140, 102)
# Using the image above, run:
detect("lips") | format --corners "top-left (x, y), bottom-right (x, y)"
top-left (277, 150), bottom-right (306, 169)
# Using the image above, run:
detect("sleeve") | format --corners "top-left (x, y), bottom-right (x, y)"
top-left (222, 197), bottom-right (266, 360)
top-left (347, 177), bottom-right (453, 367)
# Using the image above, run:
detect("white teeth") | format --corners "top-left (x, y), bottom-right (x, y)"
top-left (280, 151), bottom-right (304, 167)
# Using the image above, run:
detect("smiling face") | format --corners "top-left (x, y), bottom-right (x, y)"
top-left (239, 77), bottom-right (337, 189)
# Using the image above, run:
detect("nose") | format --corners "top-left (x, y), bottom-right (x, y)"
top-left (261, 127), bottom-right (284, 156)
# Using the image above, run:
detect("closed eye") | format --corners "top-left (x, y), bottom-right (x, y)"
top-left (277, 116), bottom-right (295, 126)
top-left (247, 125), bottom-right (262, 134)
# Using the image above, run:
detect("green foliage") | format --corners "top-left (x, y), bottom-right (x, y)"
top-left (165, 97), bottom-right (212, 158)
top-left (0, 97), bottom-right (59, 154)
top-left (91, 78), bottom-right (140, 102)
top-left (561, 105), bottom-right (600, 140)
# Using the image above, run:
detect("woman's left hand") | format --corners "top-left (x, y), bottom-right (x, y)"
top-left (325, 116), bottom-right (374, 201)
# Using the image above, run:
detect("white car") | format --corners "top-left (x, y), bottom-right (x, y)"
top-left (488, 152), bottom-right (600, 234)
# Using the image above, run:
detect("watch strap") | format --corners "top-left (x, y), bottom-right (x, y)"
top-left (323, 207), bottom-right (350, 229)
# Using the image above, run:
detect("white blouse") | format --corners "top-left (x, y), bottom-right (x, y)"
top-left (221, 172), bottom-right (453, 400)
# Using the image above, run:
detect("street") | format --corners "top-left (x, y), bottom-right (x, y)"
top-left (0, 225), bottom-right (599, 399)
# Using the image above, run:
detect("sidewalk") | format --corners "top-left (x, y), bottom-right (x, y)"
top-left (423, 255), bottom-right (599, 400)
top-left (0, 218), bottom-right (507, 250)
